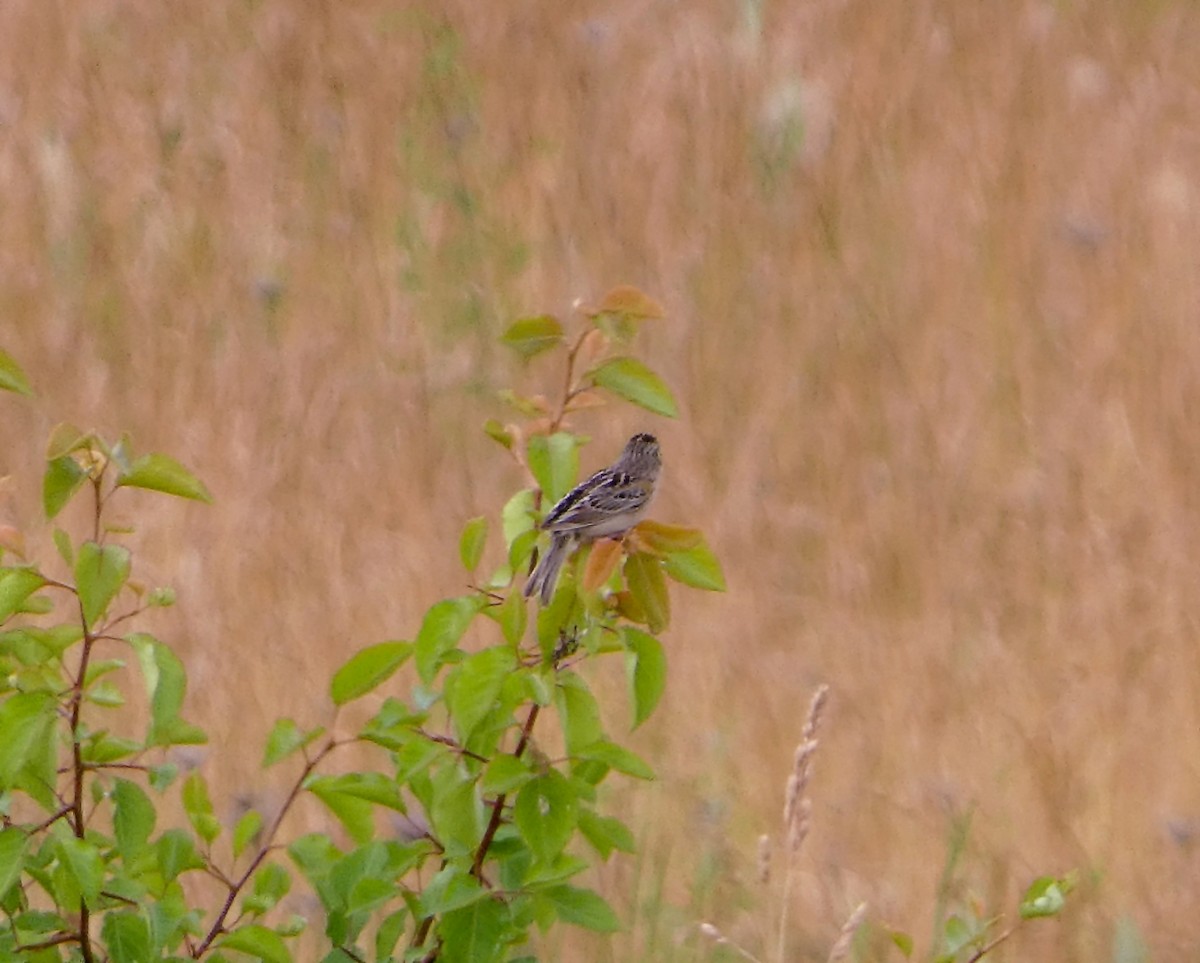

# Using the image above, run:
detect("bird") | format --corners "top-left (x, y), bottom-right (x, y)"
top-left (524, 433), bottom-right (662, 605)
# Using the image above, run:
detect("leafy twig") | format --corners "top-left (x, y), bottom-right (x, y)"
top-left (192, 739), bottom-right (337, 957)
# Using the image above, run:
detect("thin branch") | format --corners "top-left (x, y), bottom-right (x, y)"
top-left (97, 604), bottom-right (149, 636)
top-left (471, 704), bottom-right (539, 880)
top-left (192, 739), bottom-right (337, 957)
top-left (39, 577), bottom-right (79, 594)
top-left (414, 727), bottom-right (489, 764)
top-left (80, 762), bottom-right (150, 773)
top-left (15, 932), bottom-right (82, 952)
top-left (68, 588), bottom-right (98, 963)
top-left (202, 862), bottom-right (236, 890)
top-left (964, 925), bottom-right (1016, 963)
top-left (28, 806), bottom-right (73, 834)
top-left (550, 325), bottom-right (593, 434)
top-left (409, 704), bottom-right (542, 960)
top-left (92, 475), bottom-right (103, 545)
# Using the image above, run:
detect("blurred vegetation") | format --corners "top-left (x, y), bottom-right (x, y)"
top-left (2, 0), bottom-right (1200, 959)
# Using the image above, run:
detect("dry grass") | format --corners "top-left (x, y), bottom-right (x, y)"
top-left (4, 0), bottom-right (1200, 958)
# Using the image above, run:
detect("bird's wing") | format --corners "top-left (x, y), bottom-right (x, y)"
top-left (542, 471), bottom-right (651, 533)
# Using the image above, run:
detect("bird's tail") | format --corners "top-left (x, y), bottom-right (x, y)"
top-left (524, 535), bottom-right (570, 605)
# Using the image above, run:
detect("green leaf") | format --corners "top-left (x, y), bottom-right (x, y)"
top-left (0, 826), bottom-right (29, 898)
top-left (102, 910), bottom-right (153, 963)
top-left (113, 779), bottom-right (156, 862)
top-left (623, 627), bottom-right (666, 729)
top-left (625, 552), bottom-right (669, 632)
top-left (156, 830), bottom-right (205, 882)
top-left (243, 862), bottom-right (291, 915)
top-left (483, 418), bottom-right (515, 451)
top-left (308, 773), bottom-right (406, 811)
top-left (577, 809), bottom-right (636, 858)
top-left (82, 732), bottom-right (141, 763)
top-left (575, 740), bottom-right (655, 780)
top-left (216, 924), bottom-right (292, 963)
top-left (441, 899), bottom-right (509, 963)
top-left (345, 876), bottom-right (396, 916)
top-left (75, 541), bottom-right (131, 626)
top-left (0, 692), bottom-right (55, 788)
top-left (308, 781), bottom-right (374, 845)
top-left (587, 356), bottom-right (677, 417)
top-left (501, 489), bottom-right (537, 548)
top-left (445, 646), bottom-right (518, 744)
top-left (375, 908), bottom-right (409, 960)
top-left (508, 529), bottom-right (539, 583)
top-left (43, 456), bottom-right (89, 519)
top-left (148, 762), bottom-right (179, 791)
top-left (663, 541), bottom-right (726, 591)
top-left (1019, 875), bottom-right (1073, 918)
top-left (330, 642), bottom-right (413, 706)
top-left (129, 633), bottom-right (197, 746)
top-left (85, 683), bottom-right (125, 708)
top-left (45, 422), bottom-right (89, 459)
top-left (494, 588), bottom-right (527, 647)
top-left (515, 772), bottom-right (578, 865)
top-left (938, 915), bottom-right (976, 958)
top-left (117, 452), bottom-right (213, 503)
top-left (263, 718), bottom-right (325, 768)
top-left (555, 672), bottom-right (603, 755)
top-left (459, 516), bottom-right (488, 572)
top-left (414, 596), bottom-right (482, 685)
top-left (419, 865), bottom-right (487, 916)
top-left (287, 833), bottom-right (343, 888)
top-left (53, 527), bottom-right (73, 565)
top-left (428, 771), bottom-right (483, 857)
top-left (0, 567), bottom-right (46, 625)
top-left (0, 350), bottom-right (33, 396)
top-left (527, 433), bottom-right (581, 505)
top-left (889, 930), bottom-right (915, 958)
top-left (152, 716), bottom-right (207, 746)
top-left (538, 884), bottom-right (621, 932)
top-left (57, 836), bottom-right (103, 907)
top-left (84, 657), bottom-right (125, 686)
top-left (499, 315), bottom-right (564, 360)
top-left (183, 771), bottom-right (221, 844)
top-left (480, 754), bottom-right (536, 795)
top-left (234, 809), bottom-right (264, 859)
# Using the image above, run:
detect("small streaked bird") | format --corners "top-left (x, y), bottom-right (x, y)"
top-left (524, 433), bottom-right (662, 605)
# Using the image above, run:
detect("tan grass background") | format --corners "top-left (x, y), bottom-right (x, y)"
top-left (3, 0), bottom-right (1200, 959)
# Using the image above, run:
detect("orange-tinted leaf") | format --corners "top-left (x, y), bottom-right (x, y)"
top-left (590, 286), bottom-right (665, 320)
top-left (614, 591), bottom-right (646, 625)
top-left (625, 552), bottom-right (669, 632)
top-left (630, 521), bottom-right (703, 556)
top-left (0, 526), bottom-right (26, 559)
top-left (582, 539), bottom-right (623, 592)
top-left (497, 389), bottom-right (550, 416)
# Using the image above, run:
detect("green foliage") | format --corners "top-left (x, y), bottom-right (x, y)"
top-left (0, 312), bottom-right (715, 960)
top-left (0, 349), bottom-right (33, 396)
top-left (586, 356), bottom-right (678, 417)
top-left (884, 819), bottom-right (1076, 963)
